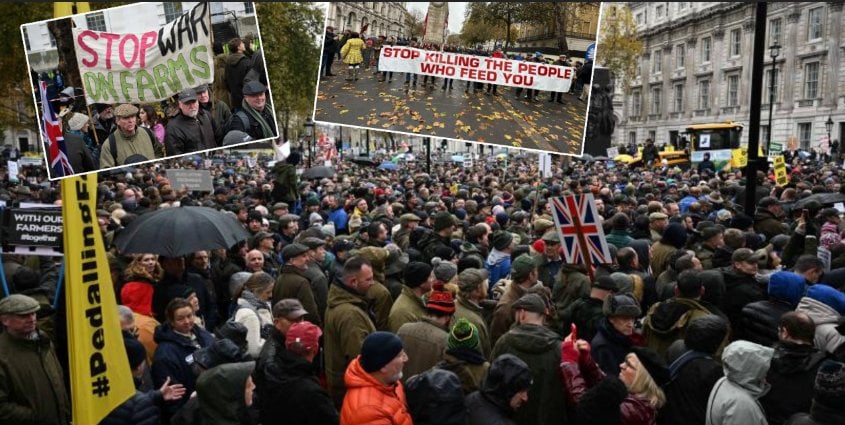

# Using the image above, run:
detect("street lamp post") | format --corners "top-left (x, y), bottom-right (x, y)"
top-left (766, 44), bottom-right (780, 163)
top-left (826, 115), bottom-right (834, 161)
top-left (304, 117), bottom-right (315, 168)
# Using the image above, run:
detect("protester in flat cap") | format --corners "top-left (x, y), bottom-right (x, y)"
top-left (164, 88), bottom-right (218, 156)
top-left (272, 243), bottom-right (321, 326)
top-left (194, 84), bottom-right (231, 142)
top-left (0, 294), bottom-right (70, 425)
top-left (62, 112), bottom-right (97, 173)
top-left (491, 293), bottom-right (566, 425)
top-left (396, 284), bottom-right (456, 382)
top-left (454, 268), bottom-right (493, 359)
top-left (99, 103), bottom-right (163, 169)
top-left (225, 81), bottom-right (277, 141)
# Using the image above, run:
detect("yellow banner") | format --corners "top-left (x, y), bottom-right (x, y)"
top-left (61, 174), bottom-right (134, 425)
top-left (773, 155), bottom-right (788, 187)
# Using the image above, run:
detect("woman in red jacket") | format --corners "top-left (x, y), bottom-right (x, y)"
top-left (559, 328), bottom-right (668, 425)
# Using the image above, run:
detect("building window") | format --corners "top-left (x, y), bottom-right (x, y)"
top-left (48, 31), bottom-right (56, 47)
top-left (761, 125), bottom-right (770, 146)
top-left (164, 2), bottom-right (183, 23)
top-left (632, 90), bottom-right (642, 116)
top-left (808, 7), bottom-right (824, 40)
top-left (628, 132), bottom-right (637, 146)
top-left (648, 130), bottom-right (656, 141)
top-left (651, 87), bottom-right (662, 114)
top-left (701, 37), bottom-right (711, 62)
top-left (243, 2), bottom-right (254, 14)
top-left (730, 29), bottom-right (741, 56)
top-left (652, 49), bottom-right (662, 74)
top-left (675, 45), bottom-right (685, 68)
top-left (678, 2), bottom-right (687, 11)
top-left (636, 12), bottom-right (644, 25)
top-left (673, 84), bottom-right (684, 112)
top-left (727, 75), bottom-right (739, 106)
top-left (804, 62), bottom-right (819, 99)
top-left (769, 18), bottom-right (782, 46)
top-left (22, 27), bottom-right (30, 51)
top-left (16, 101), bottom-right (27, 124)
top-left (656, 5), bottom-right (664, 18)
top-left (798, 123), bottom-right (812, 149)
top-left (698, 79), bottom-right (710, 109)
top-left (765, 68), bottom-right (779, 104)
top-left (86, 11), bottom-right (107, 31)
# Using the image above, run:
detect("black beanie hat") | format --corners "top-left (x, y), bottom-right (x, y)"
top-left (404, 262), bottom-right (432, 288)
top-left (360, 331), bottom-right (404, 373)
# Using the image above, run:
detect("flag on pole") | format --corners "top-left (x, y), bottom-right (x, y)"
top-left (40, 80), bottom-right (75, 178)
top-left (62, 173), bottom-right (134, 425)
top-left (550, 194), bottom-right (612, 267)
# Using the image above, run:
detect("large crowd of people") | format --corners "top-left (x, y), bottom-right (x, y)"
top-left (1, 142), bottom-right (845, 425)
top-left (37, 35), bottom-right (276, 175)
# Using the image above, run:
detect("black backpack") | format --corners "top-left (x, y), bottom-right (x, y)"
top-left (107, 126), bottom-right (158, 165)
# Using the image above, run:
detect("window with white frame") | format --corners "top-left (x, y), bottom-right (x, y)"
top-left (636, 12), bottom-right (644, 25)
top-left (86, 11), bottom-right (106, 31)
top-left (652, 50), bottom-right (662, 73)
top-left (673, 84), bottom-right (684, 112)
top-left (22, 27), bottom-right (30, 51)
top-left (652, 87), bottom-right (662, 114)
top-left (676, 45), bottom-right (685, 68)
top-left (632, 90), bottom-right (642, 116)
top-left (808, 7), bottom-right (824, 40)
top-left (727, 75), bottom-right (740, 106)
top-left (730, 29), bottom-right (741, 56)
top-left (701, 37), bottom-right (711, 62)
top-left (804, 61), bottom-right (819, 99)
top-left (629, 132), bottom-right (637, 146)
top-left (164, 2), bottom-right (183, 23)
top-left (243, 2), bottom-right (254, 14)
top-left (698, 79), bottom-right (710, 109)
top-left (765, 68), bottom-right (779, 104)
top-left (798, 122), bottom-right (812, 149)
top-left (769, 18), bottom-right (782, 46)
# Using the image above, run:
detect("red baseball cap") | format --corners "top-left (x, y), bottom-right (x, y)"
top-left (285, 321), bottom-right (322, 353)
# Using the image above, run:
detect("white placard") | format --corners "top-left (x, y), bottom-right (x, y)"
top-left (700, 134), bottom-right (711, 148)
top-left (72, 3), bottom-right (213, 104)
top-left (606, 147), bottom-right (619, 158)
top-left (8, 161), bottom-right (19, 181)
top-left (379, 47), bottom-right (574, 92)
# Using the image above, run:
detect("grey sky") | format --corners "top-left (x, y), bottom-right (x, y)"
top-left (406, 2), bottom-right (467, 34)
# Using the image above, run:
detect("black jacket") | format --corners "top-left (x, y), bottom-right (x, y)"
top-left (99, 389), bottom-right (163, 425)
top-left (658, 352), bottom-right (723, 425)
top-left (591, 318), bottom-right (635, 376)
top-left (784, 402), bottom-right (845, 425)
top-left (225, 52), bottom-right (251, 108)
top-left (164, 110), bottom-right (218, 155)
top-left (257, 335), bottom-right (338, 425)
top-left (150, 323), bottom-right (215, 416)
top-left (227, 105), bottom-right (277, 141)
top-left (761, 342), bottom-right (828, 425)
top-left (466, 354), bottom-right (531, 425)
top-left (720, 267), bottom-right (766, 333)
top-left (405, 368), bottom-right (467, 425)
top-left (559, 296), bottom-right (605, 343)
top-left (63, 132), bottom-right (97, 173)
top-left (740, 299), bottom-right (793, 347)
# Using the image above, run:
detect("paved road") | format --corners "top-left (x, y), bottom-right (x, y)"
top-left (314, 63), bottom-right (588, 155)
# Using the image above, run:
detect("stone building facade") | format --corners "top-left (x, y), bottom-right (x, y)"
top-left (325, 2), bottom-right (411, 39)
top-left (614, 2), bottom-right (845, 152)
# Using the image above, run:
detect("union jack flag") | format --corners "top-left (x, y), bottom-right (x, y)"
top-left (39, 80), bottom-right (74, 178)
top-left (550, 194), bottom-right (612, 267)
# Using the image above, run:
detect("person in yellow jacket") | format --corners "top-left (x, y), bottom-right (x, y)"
top-left (340, 32), bottom-right (366, 82)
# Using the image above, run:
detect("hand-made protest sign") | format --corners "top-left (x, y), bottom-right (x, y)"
top-left (166, 169), bottom-right (213, 192)
top-left (4, 208), bottom-right (64, 247)
top-left (72, 2), bottom-right (213, 105)
top-left (379, 47), bottom-right (574, 92)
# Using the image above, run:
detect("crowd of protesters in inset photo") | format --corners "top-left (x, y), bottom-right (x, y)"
top-left (36, 35), bottom-right (277, 174)
top-left (322, 25), bottom-right (592, 105)
top-left (4, 140), bottom-right (845, 425)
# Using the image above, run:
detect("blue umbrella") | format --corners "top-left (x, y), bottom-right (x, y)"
top-left (378, 161), bottom-right (399, 170)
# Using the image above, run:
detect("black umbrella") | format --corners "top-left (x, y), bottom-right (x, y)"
top-left (114, 206), bottom-right (250, 257)
top-left (350, 156), bottom-right (378, 167)
top-left (302, 166), bottom-right (336, 180)
top-left (792, 192), bottom-right (845, 208)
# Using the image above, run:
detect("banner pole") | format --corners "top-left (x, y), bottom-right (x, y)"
top-left (0, 255), bottom-right (9, 297)
top-left (52, 258), bottom-right (65, 311)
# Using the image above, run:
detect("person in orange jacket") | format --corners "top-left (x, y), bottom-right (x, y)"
top-left (340, 332), bottom-right (414, 425)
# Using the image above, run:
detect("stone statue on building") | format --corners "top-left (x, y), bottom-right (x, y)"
top-left (422, 2), bottom-right (449, 45)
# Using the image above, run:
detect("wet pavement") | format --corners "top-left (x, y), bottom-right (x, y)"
top-left (314, 62), bottom-right (588, 154)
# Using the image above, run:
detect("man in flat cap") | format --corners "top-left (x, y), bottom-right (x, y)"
top-left (226, 80), bottom-right (277, 141)
top-left (273, 243), bottom-right (321, 326)
top-left (393, 213), bottom-right (421, 251)
top-left (300, 236), bottom-right (330, 324)
top-left (0, 294), bottom-right (70, 425)
top-left (165, 88), bottom-right (218, 156)
top-left (194, 83), bottom-right (231, 141)
top-left (99, 103), bottom-right (163, 169)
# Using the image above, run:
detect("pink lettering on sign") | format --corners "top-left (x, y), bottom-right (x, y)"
top-left (75, 30), bottom-right (159, 70)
